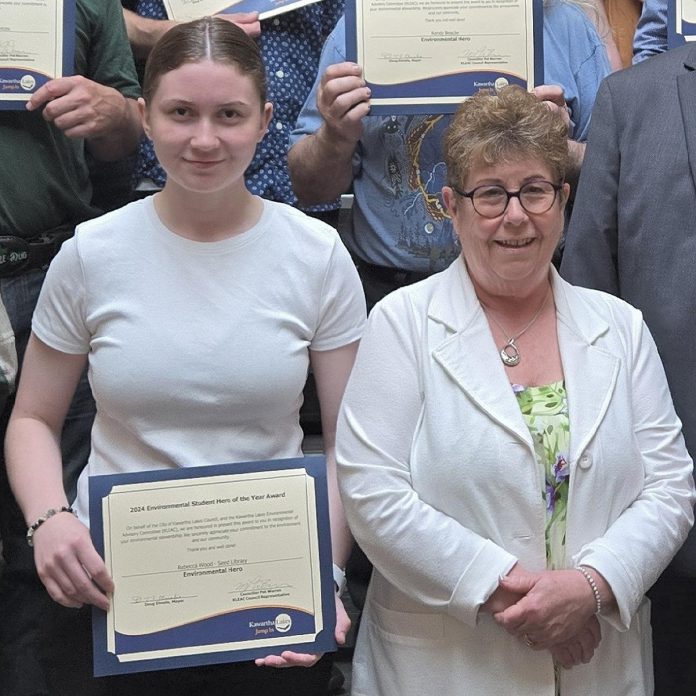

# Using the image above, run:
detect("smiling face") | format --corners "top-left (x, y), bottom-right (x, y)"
top-left (139, 59), bottom-right (272, 198)
top-left (443, 156), bottom-right (569, 298)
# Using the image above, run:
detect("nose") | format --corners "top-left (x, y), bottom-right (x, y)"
top-left (503, 193), bottom-right (528, 225)
top-left (190, 119), bottom-right (219, 150)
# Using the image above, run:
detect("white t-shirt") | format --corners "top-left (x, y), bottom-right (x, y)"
top-left (33, 197), bottom-right (366, 522)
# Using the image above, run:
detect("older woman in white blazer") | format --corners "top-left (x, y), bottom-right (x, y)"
top-left (336, 86), bottom-right (695, 696)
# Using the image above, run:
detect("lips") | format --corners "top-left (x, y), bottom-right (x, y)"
top-left (496, 238), bottom-right (535, 248)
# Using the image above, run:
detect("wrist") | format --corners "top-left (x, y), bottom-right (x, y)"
top-left (332, 563), bottom-right (346, 596)
top-left (575, 565), bottom-right (604, 615)
top-left (26, 505), bottom-right (77, 547)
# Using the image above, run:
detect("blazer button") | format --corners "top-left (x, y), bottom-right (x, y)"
top-left (578, 454), bottom-right (592, 469)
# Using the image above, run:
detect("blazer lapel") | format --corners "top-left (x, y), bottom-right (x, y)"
top-left (677, 46), bottom-right (696, 193)
top-left (552, 274), bottom-right (620, 466)
top-left (429, 262), bottom-right (534, 446)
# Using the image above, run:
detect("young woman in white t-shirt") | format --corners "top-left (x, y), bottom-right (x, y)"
top-left (5, 17), bottom-right (364, 695)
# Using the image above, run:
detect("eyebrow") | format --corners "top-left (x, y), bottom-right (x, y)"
top-left (159, 99), bottom-right (251, 108)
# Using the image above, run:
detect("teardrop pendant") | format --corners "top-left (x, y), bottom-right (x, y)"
top-left (500, 340), bottom-right (521, 367)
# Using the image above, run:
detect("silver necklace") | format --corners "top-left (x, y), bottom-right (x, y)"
top-left (482, 289), bottom-right (550, 367)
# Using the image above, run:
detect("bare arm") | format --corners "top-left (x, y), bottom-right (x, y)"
top-left (310, 341), bottom-right (360, 570)
top-left (123, 8), bottom-right (260, 59)
top-left (122, 8), bottom-right (177, 59)
top-left (255, 341), bottom-right (359, 668)
top-left (288, 63), bottom-right (370, 206)
top-left (26, 77), bottom-right (142, 161)
top-left (6, 334), bottom-right (112, 610)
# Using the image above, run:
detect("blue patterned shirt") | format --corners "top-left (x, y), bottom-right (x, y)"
top-left (133, 0), bottom-right (343, 208)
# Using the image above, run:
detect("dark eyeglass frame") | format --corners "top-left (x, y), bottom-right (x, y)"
top-left (450, 180), bottom-right (564, 218)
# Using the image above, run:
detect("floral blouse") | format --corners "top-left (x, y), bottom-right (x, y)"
top-left (514, 380), bottom-right (570, 692)
top-left (513, 380), bottom-right (570, 568)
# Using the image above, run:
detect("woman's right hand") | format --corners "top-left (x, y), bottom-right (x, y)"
top-left (32, 511), bottom-right (113, 611)
top-left (549, 615), bottom-right (602, 669)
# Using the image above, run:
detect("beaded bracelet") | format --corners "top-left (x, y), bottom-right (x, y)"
top-left (576, 565), bottom-right (602, 615)
top-left (333, 563), bottom-right (347, 596)
top-left (26, 506), bottom-right (76, 547)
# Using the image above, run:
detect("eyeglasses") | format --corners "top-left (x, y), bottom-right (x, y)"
top-left (451, 180), bottom-right (563, 218)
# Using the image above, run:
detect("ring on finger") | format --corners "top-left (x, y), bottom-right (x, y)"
top-left (524, 633), bottom-right (535, 648)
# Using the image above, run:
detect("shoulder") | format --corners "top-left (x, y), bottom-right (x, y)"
top-left (72, 199), bottom-right (151, 256)
top-left (263, 200), bottom-right (348, 258)
top-left (557, 275), bottom-right (645, 337)
top-left (607, 42), bottom-right (693, 91)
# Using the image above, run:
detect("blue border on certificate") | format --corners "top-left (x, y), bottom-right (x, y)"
top-left (89, 455), bottom-right (336, 676)
top-left (345, 0), bottom-right (544, 115)
top-left (0, 0), bottom-right (76, 110)
top-left (669, 0), bottom-right (694, 47)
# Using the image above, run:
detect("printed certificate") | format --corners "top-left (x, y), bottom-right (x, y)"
top-left (90, 456), bottom-right (336, 676)
top-left (670, 0), bottom-right (696, 46)
top-left (0, 0), bottom-right (75, 109)
top-left (163, 0), bottom-right (322, 22)
top-left (346, 0), bottom-right (543, 114)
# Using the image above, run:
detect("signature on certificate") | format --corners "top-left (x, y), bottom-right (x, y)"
top-left (131, 593), bottom-right (194, 607)
top-left (229, 576), bottom-right (294, 594)
top-left (380, 51), bottom-right (428, 63)
top-left (459, 46), bottom-right (510, 63)
top-left (0, 40), bottom-right (17, 58)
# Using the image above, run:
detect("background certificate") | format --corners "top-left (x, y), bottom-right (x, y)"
top-left (163, 0), bottom-right (323, 22)
top-left (0, 0), bottom-right (75, 109)
top-left (670, 0), bottom-right (696, 46)
top-left (90, 456), bottom-right (336, 676)
top-left (346, 0), bottom-right (543, 114)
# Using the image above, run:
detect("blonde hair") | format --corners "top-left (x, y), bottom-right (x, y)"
top-left (444, 86), bottom-right (569, 189)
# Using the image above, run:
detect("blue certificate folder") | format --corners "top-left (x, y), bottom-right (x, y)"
top-left (345, 0), bottom-right (543, 114)
top-left (89, 456), bottom-right (336, 676)
top-left (0, 0), bottom-right (76, 110)
top-left (668, 0), bottom-right (696, 47)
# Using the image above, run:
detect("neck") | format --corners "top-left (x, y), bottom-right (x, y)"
top-left (473, 276), bottom-right (553, 325)
top-left (154, 183), bottom-right (261, 242)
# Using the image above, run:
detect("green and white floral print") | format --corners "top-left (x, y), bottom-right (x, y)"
top-left (513, 380), bottom-right (570, 568)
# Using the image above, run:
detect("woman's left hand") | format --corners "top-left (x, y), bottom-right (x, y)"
top-left (254, 592), bottom-right (351, 668)
top-left (493, 569), bottom-right (597, 648)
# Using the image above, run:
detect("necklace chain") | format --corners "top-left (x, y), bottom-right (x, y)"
top-left (481, 288), bottom-right (550, 367)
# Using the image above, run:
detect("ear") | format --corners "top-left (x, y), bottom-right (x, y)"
top-left (259, 101), bottom-right (273, 139)
top-left (138, 97), bottom-right (151, 139)
top-left (442, 186), bottom-right (458, 217)
top-left (559, 182), bottom-right (571, 208)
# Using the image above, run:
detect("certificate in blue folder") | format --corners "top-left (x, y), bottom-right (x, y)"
top-left (0, 0), bottom-right (75, 110)
top-left (345, 0), bottom-right (543, 114)
top-left (89, 455), bottom-right (336, 676)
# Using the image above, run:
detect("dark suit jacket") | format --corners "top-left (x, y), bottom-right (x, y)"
top-left (561, 43), bottom-right (696, 575)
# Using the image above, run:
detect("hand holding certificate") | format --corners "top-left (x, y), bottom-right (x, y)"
top-left (90, 456), bottom-right (337, 676)
top-left (0, 0), bottom-right (75, 109)
top-left (162, 0), bottom-right (323, 22)
top-left (346, 0), bottom-right (543, 113)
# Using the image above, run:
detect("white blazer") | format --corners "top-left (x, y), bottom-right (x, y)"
top-left (337, 259), bottom-right (695, 696)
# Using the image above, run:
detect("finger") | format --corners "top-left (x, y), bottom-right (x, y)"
top-left (323, 62), bottom-right (363, 82)
top-left (38, 566), bottom-right (83, 609)
top-left (531, 84), bottom-right (564, 106)
top-left (255, 651), bottom-right (320, 668)
top-left (321, 80), bottom-right (370, 116)
top-left (498, 573), bottom-right (537, 595)
top-left (335, 596), bottom-right (351, 645)
top-left (551, 646), bottom-right (575, 670)
top-left (26, 77), bottom-right (75, 111)
top-left (61, 560), bottom-right (110, 611)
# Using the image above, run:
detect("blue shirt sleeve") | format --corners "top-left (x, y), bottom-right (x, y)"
top-left (632, 0), bottom-right (668, 64)
top-left (542, 0), bottom-right (611, 142)
top-left (289, 16), bottom-right (347, 146)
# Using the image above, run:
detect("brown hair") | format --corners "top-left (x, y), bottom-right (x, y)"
top-left (444, 86), bottom-right (569, 189)
top-left (142, 17), bottom-right (267, 106)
